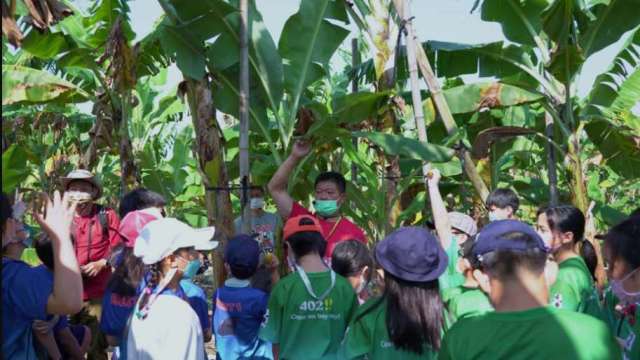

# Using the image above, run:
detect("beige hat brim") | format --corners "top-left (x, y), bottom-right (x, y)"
top-left (62, 177), bottom-right (103, 199)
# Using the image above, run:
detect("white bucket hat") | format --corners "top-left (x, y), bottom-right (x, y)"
top-left (61, 169), bottom-right (103, 199)
top-left (133, 218), bottom-right (218, 265)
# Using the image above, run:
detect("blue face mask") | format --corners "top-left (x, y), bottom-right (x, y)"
top-left (182, 259), bottom-right (201, 279)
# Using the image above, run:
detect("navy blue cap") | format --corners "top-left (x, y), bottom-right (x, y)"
top-left (375, 227), bottom-right (448, 282)
top-left (472, 220), bottom-right (547, 259)
top-left (224, 234), bottom-right (260, 271)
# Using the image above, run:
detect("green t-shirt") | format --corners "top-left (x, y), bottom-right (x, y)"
top-left (447, 286), bottom-right (493, 322)
top-left (439, 306), bottom-right (621, 359)
top-left (340, 298), bottom-right (438, 360)
top-left (439, 239), bottom-right (464, 304)
top-left (602, 288), bottom-right (639, 360)
top-left (549, 257), bottom-right (603, 319)
top-left (259, 270), bottom-right (358, 360)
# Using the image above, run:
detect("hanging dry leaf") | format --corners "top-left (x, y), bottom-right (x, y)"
top-left (2, 0), bottom-right (22, 46)
top-left (471, 126), bottom-right (536, 159)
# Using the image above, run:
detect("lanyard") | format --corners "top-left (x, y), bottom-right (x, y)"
top-left (325, 217), bottom-right (342, 241)
top-left (296, 266), bottom-right (336, 301)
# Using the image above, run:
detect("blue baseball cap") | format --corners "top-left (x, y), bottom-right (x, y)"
top-left (375, 227), bottom-right (448, 282)
top-left (472, 220), bottom-right (547, 259)
top-left (225, 234), bottom-right (260, 271)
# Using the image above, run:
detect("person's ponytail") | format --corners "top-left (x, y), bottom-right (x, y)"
top-left (578, 239), bottom-right (598, 281)
top-left (138, 263), bottom-right (161, 311)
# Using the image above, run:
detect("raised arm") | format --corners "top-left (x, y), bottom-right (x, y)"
top-left (35, 191), bottom-right (84, 315)
top-left (426, 169), bottom-right (454, 250)
top-left (268, 140), bottom-right (311, 219)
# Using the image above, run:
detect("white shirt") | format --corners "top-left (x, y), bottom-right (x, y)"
top-left (126, 295), bottom-right (205, 360)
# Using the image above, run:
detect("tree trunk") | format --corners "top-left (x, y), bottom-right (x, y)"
top-left (545, 111), bottom-right (559, 206)
top-left (184, 77), bottom-right (234, 289)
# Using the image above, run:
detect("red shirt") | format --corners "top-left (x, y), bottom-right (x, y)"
top-left (290, 202), bottom-right (367, 259)
top-left (71, 206), bottom-right (121, 300)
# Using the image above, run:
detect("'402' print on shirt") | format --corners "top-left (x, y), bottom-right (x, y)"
top-left (299, 298), bottom-right (334, 312)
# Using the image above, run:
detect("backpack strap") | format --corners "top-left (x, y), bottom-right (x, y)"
top-left (97, 205), bottom-right (109, 241)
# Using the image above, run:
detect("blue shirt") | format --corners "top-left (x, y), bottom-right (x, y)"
top-left (180, 279), bottom-right (210, 332)
top-left (213, 278), bottom-right (272, 360)
top-left (2, 258), bottom-right (53, 360)
top-left (100, 287), bottom-right (137, 341)
top-left (31, 265), bottom-right (71, 333)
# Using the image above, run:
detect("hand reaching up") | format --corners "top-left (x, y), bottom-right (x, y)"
top-left (291, 140), bottom-right (311, 160)
top-left (34, 191), bottom-right (77, 244)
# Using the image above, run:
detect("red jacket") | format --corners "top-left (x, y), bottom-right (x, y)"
top-left (71, 206), bottom-right (120, 300)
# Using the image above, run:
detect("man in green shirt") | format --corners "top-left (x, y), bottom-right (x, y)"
top-left (440, 220), bottom-right (620, 359)
top-left (259, 215), bottom-right (358, 360)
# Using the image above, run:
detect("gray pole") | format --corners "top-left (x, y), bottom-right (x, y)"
top-left (239, 0), bottom-right (251, 233)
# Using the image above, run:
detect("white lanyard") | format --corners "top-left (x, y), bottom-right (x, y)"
top-left (296, 266), bottom-right (336, 301)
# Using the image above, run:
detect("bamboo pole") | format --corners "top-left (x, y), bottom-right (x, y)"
top-left (239, 0), bottom-right (251, 233)
top-left (394, 0), bottom-right (430, 180)
top-left (393, 0), bottom-right (490, 201)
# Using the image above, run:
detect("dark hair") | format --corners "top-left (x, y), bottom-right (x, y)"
top-left (285, 218), bottom-right (327, 258)
top-left (1, 192), bottom-right (12, 235)
top-left (479, 231), bottom-right (548, 278)
top-left (118, 188), bottom-right (166, 218)
top-left (249, 185), bottom-right (265, 194)
top-left (384, 273), bottom-right (443, 353)
top-left (486, 188), bottom-right (519, 212)
top-left (538, 205), bottom-right (597, 280)
top-left (107, 247), bottom-right (146, 297)
top-left (229, 263), bottom-right (258, 280)
top-left (604, 215), bottom-right (640, 269)
top-left (630, 208), bottom-right (640, 218)
top-left (35, 233), bottom-right (55, 269)
top-left (314, 171), bottom-right (347, 194)
top-left (460, 238), bottom-right (481, 269)
top-left (331, 240), bottom-right (373, 280)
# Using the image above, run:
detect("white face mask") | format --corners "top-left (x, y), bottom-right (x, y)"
top-left (250, 197), bottom-right (264, 210)
top-left (355, 273), bottom-right (368, 294)
top-left (66, 191), bottom-right (93, 204)
top-left (488, 212), bottom-right (499, 222)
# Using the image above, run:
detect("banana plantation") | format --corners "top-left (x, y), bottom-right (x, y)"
top-left (3, 0), bottom-right (639, 242)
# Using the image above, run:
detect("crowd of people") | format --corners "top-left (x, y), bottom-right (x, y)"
top-left (2, 139), bottom-right (639, 360)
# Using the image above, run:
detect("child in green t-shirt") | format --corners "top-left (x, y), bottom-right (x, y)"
top-left (439, 220), bottom-right (620, 360)
top-left (602, 214), bottom-right (639, 359)
top-left (445, 238), bottom-right (493, 323)
top-left (331, 240), bottom-right (374, 304)
top-left (536, 205), bottom-right (603, 318)
top-left (340, 227), bottom-right (447, 360)
top-left (259, 215), bottom-right (358, 360)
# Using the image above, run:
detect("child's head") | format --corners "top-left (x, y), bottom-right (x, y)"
top-left (486, 188), bottom-right (519, 221)
top-left (448, 212), bottom-right (478, 245)
top-left (536, 205), bottom-right (596, 278)
top-left (34, 233), bottom-right (55, 270)
top-left (375, 227), bottom-right (447, 354)
top-left (457, 238), bottom-right (480, 278)
top-left (603, 215), bottom-right (640, 285)
top-left (225, 234), bottom-right (261, 280)
top-left (472, 220), bottom-right (548, 302)
top-left (283, 215), bottom-right (326, 259)
top-left (119, 188), bottom-right (166, 218)
top-left (331, 240), bottom-right (373, 293)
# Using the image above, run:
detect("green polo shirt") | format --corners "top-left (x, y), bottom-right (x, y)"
top-left (439, 306), bottom-right (620, 359)
top-left (259, 270), bottom-right (357, 360)
top-left (446, 286), bottom-right (493, 322)
top-left (602, 288), bottom-right (639, 360)
top-left (340, 298), bottom-right (438, 360)
top-left (549, 257), bottom-right (603, 320)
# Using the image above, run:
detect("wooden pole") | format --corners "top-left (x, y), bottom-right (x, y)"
top-left (393, 0), bottom-right (490, 201)
top-left (394, 0), bottom-right (430, 179)
top-left (351, 38), bottom-right (359, 184)
top-left (239, 0), bottom-right (251, 233)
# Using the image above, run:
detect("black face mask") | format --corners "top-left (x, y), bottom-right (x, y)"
top-left (197, 255), bottom-right (211, 275)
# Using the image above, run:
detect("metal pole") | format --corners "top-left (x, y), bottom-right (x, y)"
top-left (239, 0), bottom-right (251, 233)
top-left (351, 38), bottom-right (359, 184)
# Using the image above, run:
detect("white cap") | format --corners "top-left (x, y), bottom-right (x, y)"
top-left (134, 218), bottom-right (218, 265)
